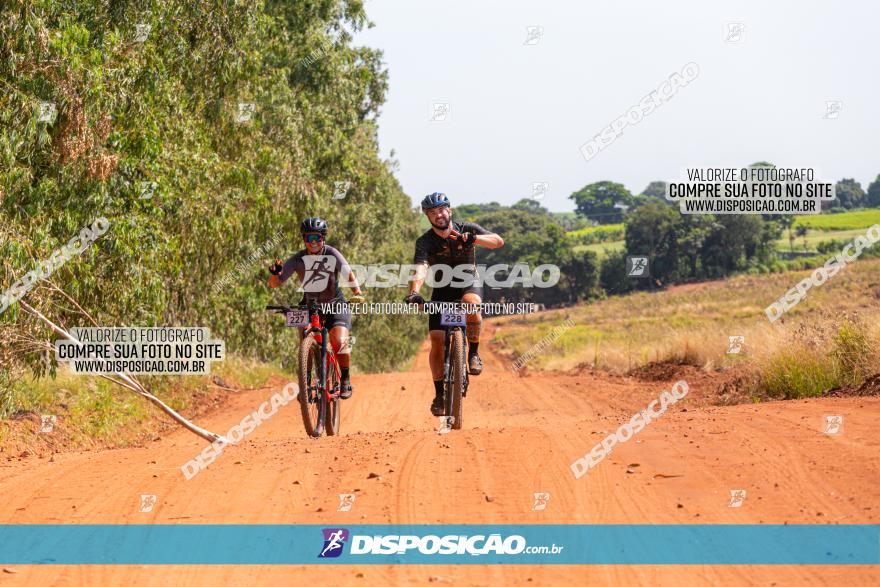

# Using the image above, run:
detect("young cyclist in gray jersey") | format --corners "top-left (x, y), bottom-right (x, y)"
top-left (268, 217), bottom-right (364, 398)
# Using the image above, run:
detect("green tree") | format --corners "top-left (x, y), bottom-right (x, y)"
top-left (599, 249), bottom-right (633, 295)
top-left (471, 209), bottom-right (575, 306)
top-left (640, 181), bottom-right (668, 200)
top-left (511, 198), bottom-right (548, 214)
top-left (866, 175), bottom-right (880, 208)
top-left (619, 202), bottom-right (773, 285)
top-left (455, 202), bottom-right (503, 220)
top-left (556, 249), bottom-right (600, 304)
top-left (676, 214), bottom-right (719, 277)
top-left (700, 215), bottom-right (768, 276)
top-left (570, 181), bottom-right (633, 225)
top-left (548, 211), bottom-right (590, 232)
top-left (796, 225), bottom-right (809, 251)
top-left (831, 179), bottom-right (866, 209)
top-left (0, 0), bottom-right (424, 395)
top-left (623, 201), bottom-right (682, 286)
top-left (778, 217), bottom-right (796, 252)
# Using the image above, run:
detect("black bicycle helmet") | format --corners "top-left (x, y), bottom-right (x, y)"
top-left (300, 217), bottom-right (328, 234)
top-left (421, 192), bottom-right (450, 211)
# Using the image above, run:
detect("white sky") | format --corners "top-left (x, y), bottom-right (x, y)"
top-left (356, 0), bottom-right (880, 212)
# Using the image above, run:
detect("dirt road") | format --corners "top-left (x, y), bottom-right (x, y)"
top-left (1, 325), bottom-right (879, 585)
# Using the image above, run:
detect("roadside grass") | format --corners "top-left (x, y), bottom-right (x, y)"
top-left (493, 257), bottom-right (880, 400)
top-left (213, 355), bottom-right (293, 389)
top-left (755, 317), bottom-right (876, 399)
top-left (0, 354), bottom-right (289, 453)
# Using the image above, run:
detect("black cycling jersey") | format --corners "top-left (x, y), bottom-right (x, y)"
top-left (413, 221), bottom-right (490, 274)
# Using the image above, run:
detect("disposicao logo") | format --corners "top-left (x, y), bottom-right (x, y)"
top-left (318, 528), bottom-right (349, 558)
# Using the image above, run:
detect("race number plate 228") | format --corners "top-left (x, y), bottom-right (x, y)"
top-left (285, 310), bottom-right (309, 328)
top-left (440, 312), bottom-right (465, 327)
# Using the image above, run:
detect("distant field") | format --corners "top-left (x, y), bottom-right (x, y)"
top-left (572, 240), bottom-right (625, 259)
top-left (774, 228), bottom-right (867, 251)
top-left (778, 209), bottom-right (879, 252)
top-left (794, 208), bottom-right (880, 230)
top-left (565, 210), bottom-right (879, 256)
top-left (492, 257), bottom-right (880, 399)
top-left (567, 210), bottom-right (880, 256)
top-left (451, 207), bottom-right (879, 257)
top-left (567, 223), bottom-right (624, 240)
top-left (567, 223), bottom-right (625, 259)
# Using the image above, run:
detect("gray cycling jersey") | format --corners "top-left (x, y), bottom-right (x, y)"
top-left (277, 244), bottom-right (353, 303)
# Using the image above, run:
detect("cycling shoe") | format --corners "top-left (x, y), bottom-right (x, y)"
top-left (430, 394), bottom-right (445, 416)
top-left (340, 379), bottom-right (353, 400)
top-left (467, 353), bottom-right (483, 376)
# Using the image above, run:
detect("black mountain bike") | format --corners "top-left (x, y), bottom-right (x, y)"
top-left (266, 299), bottom-right (340, 437)
top-left (439, 310), bottom-right (469, 431)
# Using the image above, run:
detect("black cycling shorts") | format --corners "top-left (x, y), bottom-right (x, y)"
top-left (427, 284), bottom-right (484, 331)
top-left (324, 308), bottom-right (352, 330)
top-left (299, 296), bottom-right (352, 330)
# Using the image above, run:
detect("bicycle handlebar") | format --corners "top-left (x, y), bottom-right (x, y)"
top-left (266, 299), bottom-right (318, 312)
top-left (265, 305), bottom-right (302, 313)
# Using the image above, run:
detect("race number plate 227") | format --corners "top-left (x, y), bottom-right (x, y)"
top-left (285, 310), bottom-right (309, 328)
top-left (440, 312), bottom-right (465, 327)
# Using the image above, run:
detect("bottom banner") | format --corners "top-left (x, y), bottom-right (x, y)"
top-left (0, 524), bottom-right (877, 564)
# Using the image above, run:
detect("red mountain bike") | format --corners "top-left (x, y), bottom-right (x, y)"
top-left (267, 299), bottom-right (341, 437)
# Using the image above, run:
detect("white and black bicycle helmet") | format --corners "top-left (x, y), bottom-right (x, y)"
top-left (300, 217), bottom-right (328, 235)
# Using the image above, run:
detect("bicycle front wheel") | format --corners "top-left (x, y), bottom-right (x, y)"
top-left (298, 336), bottom-right (325, 437)
top-left (447, 329), bottom-right (465, 430)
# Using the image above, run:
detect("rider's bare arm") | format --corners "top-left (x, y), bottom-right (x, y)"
top-left (449, 224), bottom-right (503, 250)
top-left (409, 262), bottom-right (428, 294)
top-left (268, 257), bottom-right (286, 288)
top-left (473, 233), bottom-right (503, 249)
top-left (267, 256), bottom-right (298, 289)
top-left (337, 253), bottom-right (363, 296)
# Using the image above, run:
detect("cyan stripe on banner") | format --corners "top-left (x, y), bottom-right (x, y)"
top-left (0, 525), bottom-right (877, 565)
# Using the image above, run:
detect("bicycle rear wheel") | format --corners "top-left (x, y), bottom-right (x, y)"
top-left (298, 336), bottom-right (325, 437)
top-left (447, 329), bottom-right (465, 430)
top-left (325, 359), bottom-right (341, 436)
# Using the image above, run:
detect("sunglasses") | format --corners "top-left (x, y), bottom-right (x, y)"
top-left (303, 233), bottom-right (324, 244)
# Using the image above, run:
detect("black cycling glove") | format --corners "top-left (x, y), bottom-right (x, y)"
top-left (459, 230), bottom-right (477, 245)
top-left (404, 292), bottom-right (425, 305)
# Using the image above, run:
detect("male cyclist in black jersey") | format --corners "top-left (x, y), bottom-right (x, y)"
top-left (403, 193), bottom-right (504, 416)
top-left (268, 217), bottom-right (364, 399)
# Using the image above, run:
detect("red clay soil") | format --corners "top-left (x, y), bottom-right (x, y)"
top-left (0, 324), bottom-right (878, 585)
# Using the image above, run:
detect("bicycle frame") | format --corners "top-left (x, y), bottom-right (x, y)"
top-left (266, 301), bottom-right (341, 437)
top-left (443, 322), bottom-right (469, 399)
top-left (303, 311), bottom-right (341, 404)
top-left (300, 303), bottom-right (341, 431)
